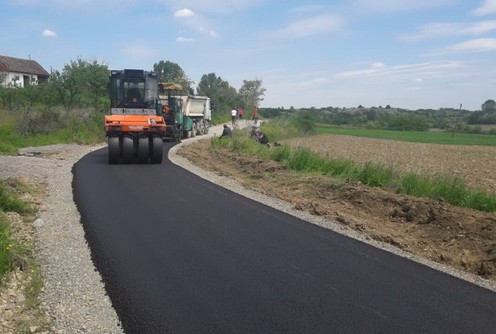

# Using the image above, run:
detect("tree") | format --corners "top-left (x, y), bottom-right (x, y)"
top-left (291, 110), bottom-right (316, 134)
top-left (239, 78), bottom-right (266, 112)
top-left (197, 73), bottom-right (240, 116)
top-left (153, 60), bottom-right (193, 94)
top-left (482, 99), bottom-right (496, 111)
top-left (386, 114), bottom-right (429, 131)
top-left (49, 58), bottom-right (109, 111)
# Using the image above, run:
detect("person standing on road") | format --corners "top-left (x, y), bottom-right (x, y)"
top-left (231, 108), bottom-right (237, 126)
top-left (238, 108), bottom-right (244, 120)
top-left (252, 106), bottom-right (258, 120)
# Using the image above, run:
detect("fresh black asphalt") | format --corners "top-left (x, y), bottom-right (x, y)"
top-left (72, 143), bottom-right (496, 333)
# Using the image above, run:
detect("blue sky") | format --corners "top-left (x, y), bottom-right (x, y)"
top-left (2, 0), bottom-right (496, 110)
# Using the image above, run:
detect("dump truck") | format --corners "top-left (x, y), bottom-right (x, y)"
top-left (105, 69), bottom-right (165, 164)
top-left (159, 83), bottom-right (211, 141)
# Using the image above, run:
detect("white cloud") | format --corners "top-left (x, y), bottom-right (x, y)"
top-left (13, 0), bottom-right (138, 11)
top-left (472, 0), bottom-right (496, 16)
top-left (337, 61), bottom-right (463, 78)
top-left (402, 20), bottom-right (496, 40)
top-left (299, 77), bottom-right (332, 86)
top-left (164, 0), bottom-right (263, 14)
top-left (337, 62), bottom-right (384, 77)
top-left (42, 29), bottom-right (57, 37)
top-left (351, 0), bottom-right (455, 13)
top-left (176, 36), bottom-right (195, 43)
top-left (174, 8), bottom-right (195, 17)
top-left (289, 5), bottom-right (330, 14)
top-left (171, 6), bottom-right (218, 40)
top-left (199, 26), bottom-right (218, 38)
top-left (277, 15), bottom-right (345, 39)
top-left (431, 38), bottom-right (496, 55)
top-left (121, 44), bottom-right (157, 60)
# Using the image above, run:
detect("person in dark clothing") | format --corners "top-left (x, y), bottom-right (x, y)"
top-left (256, 131), bottom-right (269, 145)
top-left (220, 124), bottom-right (232, 138)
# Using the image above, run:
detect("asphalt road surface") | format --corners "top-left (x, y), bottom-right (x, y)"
top-left (73, 143), bottom-right (496, 334)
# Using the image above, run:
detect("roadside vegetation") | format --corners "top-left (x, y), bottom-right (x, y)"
top-left (0, 178), bottom-right (50, 331)
top-left (214, 119), bottom-right (496, 212)
top-left (261, 101), bottom-right (496, 135)
top-left (0, 180), bottom-right (34, 282)
top-left (0, 59), bottom-right (265, 153)
top-left (0, 59), bottom-right (109, 153)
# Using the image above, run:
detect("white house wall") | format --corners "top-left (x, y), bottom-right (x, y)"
top-left (0, 71), bottom-right (39, 88)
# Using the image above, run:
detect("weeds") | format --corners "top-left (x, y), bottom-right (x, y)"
top-left (0, 178), bottom-right (50, 331)
top-left (0, 108), bottom-right (105, 153)
top-left (0, 180), bottom-right (33, 280)
top-left (213, 126), bottom-right (496, 212)
top-left (0, 180), bottom-right (33, 214)
top-left (0, 215), bottom-right (13, 278)
top-left (24, 265), bottom-right (44, 309)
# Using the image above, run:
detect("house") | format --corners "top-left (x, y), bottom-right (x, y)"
top-left (0, 55), bottom-right (50, 87)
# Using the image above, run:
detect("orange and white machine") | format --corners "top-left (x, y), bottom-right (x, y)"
top-left (105, 69), bottom-right (165, 164)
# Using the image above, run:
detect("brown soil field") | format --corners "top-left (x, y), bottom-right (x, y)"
top-left (178, 135), bottom-right (496, 283)
top-left (285, 135), bottom-right (496, 193)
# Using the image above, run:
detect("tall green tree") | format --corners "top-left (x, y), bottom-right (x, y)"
top-left (49, 59), bottom-right (109, 111)
top-left (482, 99), bottom-right (496, 111)
top-left (197, 73), bottom-right (240, 116)
top-left (239, 78), bottom-right (266, 112)
top-left (153, 60), bottom-right (193, 94)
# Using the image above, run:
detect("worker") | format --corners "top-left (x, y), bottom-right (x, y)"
top-left (253, 106), bottom-right (258, 119)
top-left (251, 117), bottom-right (261, 132)
top-left (256, 131), bottom-right (269, 145)
top-left (220, 124), bottom-right (232, 138)
top-left (231, 108), bottom-right (237, 125)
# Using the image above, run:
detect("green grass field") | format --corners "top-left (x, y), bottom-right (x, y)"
top-left (315, 125), bottom-right (496, 146)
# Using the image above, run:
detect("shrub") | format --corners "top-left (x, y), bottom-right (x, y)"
top-left (386, 114), bottom-right (429, 131)
top-left (357, 163), bottom-right (395, 187)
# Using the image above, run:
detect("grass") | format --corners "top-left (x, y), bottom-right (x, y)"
top-left (0, 109), bottom-right (105, 154)
top-left (0, 215), bottom-right (13, 279)
top-left (316, 125), bottom-right (496, 146)
top-left (0, 179), bottom-right (35, 280)
top-left (0, 178), bottom-right (50, 331)
top-left (213, 127), bottom-right (496, 212)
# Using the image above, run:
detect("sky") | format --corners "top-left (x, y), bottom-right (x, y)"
top-left (1, 0), bottom-right (496, 111)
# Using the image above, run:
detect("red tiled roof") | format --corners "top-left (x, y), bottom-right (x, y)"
top-left (0, 55), bottom-right (50, 77)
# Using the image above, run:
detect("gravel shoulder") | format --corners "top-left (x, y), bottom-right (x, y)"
top-left (1, 144), bottom-right (123, 334)
top-left (0, 125), bottom-right (230, 333)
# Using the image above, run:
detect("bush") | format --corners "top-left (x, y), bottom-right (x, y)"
top-left (386, 114), bottom-right (429, 131)
top-left (290, 111), bottom-right (316, 135)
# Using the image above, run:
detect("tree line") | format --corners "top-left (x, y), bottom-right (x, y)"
top-left (260, 101), bottom-right (496, 134)
top-left (0, 58), bottom-right (266, 135)
top-left (152, 60), bottom-right (266, 120)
